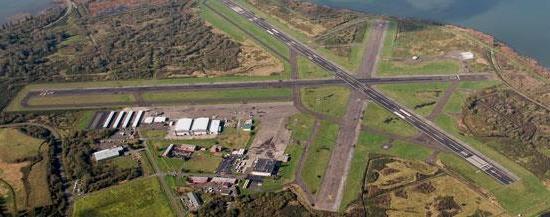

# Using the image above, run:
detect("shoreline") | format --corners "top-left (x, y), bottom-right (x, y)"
top-left (1, 0), bottom-right (64, 24)
top-left (312, 2), bottom-right (550, 75)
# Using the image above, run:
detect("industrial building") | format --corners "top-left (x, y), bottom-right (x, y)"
top-left (93, 147), bottom-right (124, 161)
top-left (186, 192), bottom-right (202, 211)
top-left (209, 120), bottom-right (221, 135)
top-left (191, 117), bottom-right (210, 135)
top-left (101, 110), bottom-right (144, 129)
top-left (250, 158), bottom-right (280, 177)
top-left (174, 118), bottom-right (193, 136)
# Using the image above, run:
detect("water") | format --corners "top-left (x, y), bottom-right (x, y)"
top-left (0, 0), bottom-right (55, 24)
top-left (313, 0), bottom-right (550, 68)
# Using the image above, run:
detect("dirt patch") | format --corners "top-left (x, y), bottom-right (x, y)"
top-left (0, 160), bottom-right (29, 209)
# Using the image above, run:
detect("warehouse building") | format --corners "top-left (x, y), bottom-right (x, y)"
top-left (250, 158), bottom-right (280, 177)
top-left (191, 117), bottom-right (210, 135)
top-left (209, 120), bottom-right (222, 135)
top-left (93, 147), bottom-right (124, 161)
top-left (174, 118), bottom-right (193, 136)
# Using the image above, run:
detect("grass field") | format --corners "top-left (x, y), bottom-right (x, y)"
top-left (297, 56), bottom-right (333, 79)
top-left (72, 177), bottom-right (175, 217)
top-left (376, 82), bottom-right (450, 117)
top-left (443, 80), bottom-right (502, 114)
top-left (301, 86), bottom-right (350, 118)
top-left (76, 110), bottom-right (96, 130)
top-left (142, 88), bottom-right (291, 104)
top-left (27, 94), bottom-right (136, 107)
top-left (0, 128), bottom-right (44, 163)
top-left (377, 59), bottom-right (460, 76)
top-left (362, 103), bottom-right (418, 137)
top-left (148, 141), bottom-right (222, 173)
top-left (110, 156), bottom-right (139, 170)
top-left (0, 128), bottom-right (49, 212)
top-left (301, 121), bottom-right (339, 194)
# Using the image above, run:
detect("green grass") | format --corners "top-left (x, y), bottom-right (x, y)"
top-left (362, 102), bottom-right (418, 137)
top-left (301, 121), bottom-right (339, 194)
top-left (140, 129), bottom-right (168, 139)
top-left (148, 141), bottom-right (222, 173)
top-left (27, 94), bottom-right (136, 107)
top-left (301, 86), bottom-right (350, 118)
top-left (0, 128), bottom-right (44, 163)
top-left (76, 110), bottom-right (96, 130)
top-left (377, 59), bottom-right (460, 76)
top-left (297, 56), bottom-right (333, 79)
top-left (381, 20), bottom-right (397, 58)
top-left (110, 156), bottom-right (139, 170)
top-left (142, 88), bottom-right (292, 104)
top-left (72, 177), bottom-right (175, 217)
top-left (444, 80), bottom-right (502, 114)
top-left (376, 82), bottom-right (450, 117)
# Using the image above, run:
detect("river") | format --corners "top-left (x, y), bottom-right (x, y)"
top-left (313, 0), bottom-right (550, 68)
top-left (0, 0), bottom-right (56, 24)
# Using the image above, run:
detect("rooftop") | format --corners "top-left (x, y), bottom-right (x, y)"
top-left (175, 118), bottom-right (193, 131)
top-left (192, 117), bottom-right (210, 131)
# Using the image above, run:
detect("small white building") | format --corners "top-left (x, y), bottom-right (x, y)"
top-left (209, 120), bottom-right (221, 135)
top-left (459, 52), bottom-right (475, 60)
top-left (143, 117), bottom-right (154, 124)
top-left (93, 147), bottom-right (124, 161)
top-left (191, 118), bottom-right (210, 135)
top-left (154, 116), bottom-right (167, 123)
top-left (174, 118), bottom-right (193, 136)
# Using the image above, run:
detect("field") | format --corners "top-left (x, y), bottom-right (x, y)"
top-left (301, 121), bottom-right (339, 194)
top-left (148, 141), bottom-right (222, 173)
top-left (27, 94), bottom-right (136, 107)
top-left (377, 59), bottom-right (460, 76)
top-left (0, 128), bottom-right (50, 213)
top-left (301, 86), bottom-right (351, 118)
top-left (142, 88), bottom-right (292, 104)
top-left (376, 82), bottom-right (450, 117)
top-left (297, 56), bottom-right (333, 79)
top-left (362, 103), bottom-right (418, 137)
top-left (72, 177), bottom-right (175, 217)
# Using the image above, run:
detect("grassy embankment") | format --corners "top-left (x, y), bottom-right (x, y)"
top-left (72, 177), bottom-right (175, 217)
top-left (301, 121), bottom-right (339, 194)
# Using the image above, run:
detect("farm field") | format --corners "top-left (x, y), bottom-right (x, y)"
top-left (72, 177), bottom-right (175, 217)
top-left (301, 121), bottom-right (339, 194)
top-left (301, 86), bottom-right (350, 118)
top-left (0, 128), bottom-right (50, 213)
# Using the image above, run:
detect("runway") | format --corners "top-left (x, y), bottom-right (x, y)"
top-left (220, 0), bottom-right (518, 186)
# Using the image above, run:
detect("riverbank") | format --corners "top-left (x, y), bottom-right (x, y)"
top-left (0, 0), bottom-right (63, 24)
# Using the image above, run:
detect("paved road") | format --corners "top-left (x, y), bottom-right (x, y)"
top-left (221, 0), bottom-right (517, 185)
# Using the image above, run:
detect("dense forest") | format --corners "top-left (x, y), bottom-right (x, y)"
top-left (0, 0), bottom-right (243, 110)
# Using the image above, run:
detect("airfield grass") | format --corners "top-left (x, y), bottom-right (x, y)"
top-left (233, 0), bottom-right (371, 72)
top-left (443, 80), bottom-right (503, 113)
top-left (76, 110), bottom-right (96, 130)
top-left (301, 86), bottom-right (350, 118)
top-left (362, 102), bottom-right (418, 137)
top-left (27, 94), bottom-right (136, 107)
top-left (26, 149), bottom-right (52, 208)
top-left (377, 59), bottom-right (460, 76)
top-left (109, 156), bottom-right (139, 170)
top-left (297, 56), bottom-right (333, 79)
top-left (375, 82), bottom-right (450, 117)
top-left (301, 120), bottom-right (339, 194)
top-left (142, 88), bottom-right (292, 104)
top-left (72, 177), bottom-right (175, 217)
